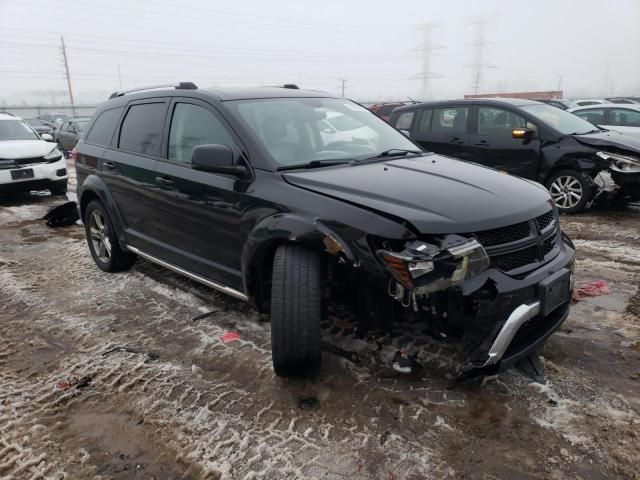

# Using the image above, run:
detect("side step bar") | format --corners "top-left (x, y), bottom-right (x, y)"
top-left (127, 246), bottom-right (248, 302)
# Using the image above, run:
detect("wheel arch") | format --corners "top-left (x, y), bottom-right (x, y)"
top-left (241, 214), bottom-right (358, 308)
top-left (78, 174), bottom-right (127, 248)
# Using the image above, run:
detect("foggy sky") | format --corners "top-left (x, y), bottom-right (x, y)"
top-left (1, 0), bottom-right (639, 105)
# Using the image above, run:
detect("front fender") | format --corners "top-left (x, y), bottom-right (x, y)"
top-left (79, 174), bottom-right (127, 247)
top-left (241, 213), bottom-right (358, 294)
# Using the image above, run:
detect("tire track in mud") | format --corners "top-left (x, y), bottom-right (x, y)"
top-left (0, 228), bottom-right (452, 478)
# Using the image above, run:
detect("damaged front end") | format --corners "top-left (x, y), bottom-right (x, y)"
top-left (595, 151), bottom-right (640, 201)
top-left (373, 209), bottom-right (575, 373)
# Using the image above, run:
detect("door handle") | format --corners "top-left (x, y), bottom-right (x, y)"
top-left (474, 140), bottom-right (489, 146)
top-left (103, 161), bottom-right (115, 169)
top-left (155, 176), bottom-right (174, 187)
top-left (450, 137), bottom-right (465, 145)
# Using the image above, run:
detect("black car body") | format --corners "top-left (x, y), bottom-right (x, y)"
top-left (24, 118), bottom-right (54, 137)
top-left (75, 83), bottom-right (575, 378)
top-left (389, 98), bottom-right (640, 213)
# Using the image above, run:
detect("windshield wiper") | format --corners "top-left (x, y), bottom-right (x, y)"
top-left (359, 148), bottom-right (422, 162)
top-left (570, 128), bottom-right (605, 135)
top-left (277, 159), bottom-right (351, 171)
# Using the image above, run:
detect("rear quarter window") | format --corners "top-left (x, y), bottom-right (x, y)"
top-left (85, 107), bottom-right (124, 147)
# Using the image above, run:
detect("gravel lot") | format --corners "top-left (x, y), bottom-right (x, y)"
top-left (1, 160), bottom-right (639, 479)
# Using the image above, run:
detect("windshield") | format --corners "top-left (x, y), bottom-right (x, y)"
top-left (229, 97), bottom-right (418, 167)
top-left (26, 118), bottom-right (44, 126)
top-left (521, 104), bottom-right (602, 135)
top-left (0, 120), bottom-right (40, 141)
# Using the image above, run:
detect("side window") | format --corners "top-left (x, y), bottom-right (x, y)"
top-left (609, 108), bottom-right (640, 127)
top-left (59, 122), bottom-right (69, 132)
top-left (85, 107), bottom-right (124, 147)
top-left (477, 107), bottom-right (533, 137)
top-left (418, 109), bottom-right (432, 132)
top-left (395, 111), bottom-right (415, 130)
top-left (168, 103), bottom-right (236, 163)
top-left (574, 108), bottom-right (605, 125)
top-left (431, 107), bottom-right (469, 134)
top-left (119, 102), bottom-right (167, 157)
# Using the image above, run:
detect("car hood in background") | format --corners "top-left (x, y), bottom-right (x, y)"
top-left (283, 155), bottom-right (553, 234)
top-left (0, 140), bottom-right (56, 159)
top-left (573, 130), bottom-right (640, 154)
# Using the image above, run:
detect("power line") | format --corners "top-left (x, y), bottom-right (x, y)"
top-left (60, 36), bottom-right (76, 116)
top-left (464, 15), bottom-right (498, 95)
top-left (338, 78), bottom-right (347, 97)
top-left (410, 23), bottom-right (444, 101)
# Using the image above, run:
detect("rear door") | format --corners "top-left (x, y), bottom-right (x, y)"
top-left (150, 98), bottom-right (246, 290)
top-left (412, 105), bottom-right (472, 159)
top-left (56, 121), bottom-right (71, 148)
top-left (467, 105), bottom-right (541, 179)
top-left (101, 99), bottom-right (169, 253)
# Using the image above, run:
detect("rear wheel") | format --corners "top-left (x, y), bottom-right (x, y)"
top-left (546, 170), bottom-right (594, 214)
top-left (84, 200), bottom-right (136, 272)
top-left (270, 244), bottom-right (322, 378)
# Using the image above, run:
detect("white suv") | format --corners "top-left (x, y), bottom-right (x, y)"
top-left (0, 112), bottom-right (68, 195)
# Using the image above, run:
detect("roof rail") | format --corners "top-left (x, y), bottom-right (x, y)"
top-left (109, 81), bottom-right (198, 99)
top-left (282, 84), bottom-right (299, 89)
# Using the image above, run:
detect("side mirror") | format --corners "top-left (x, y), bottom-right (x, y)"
top-left (512, 128), bottom-right (534, 139)
top-left (399, 129), bottom-right (411, 137)
top-left (191, 144), bottom-right (248, 177)
top-left (41, 133), bottom-right (54, 142)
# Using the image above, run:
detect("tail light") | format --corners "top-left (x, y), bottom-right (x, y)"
top-left (71, 147), bottom-right (78, 161)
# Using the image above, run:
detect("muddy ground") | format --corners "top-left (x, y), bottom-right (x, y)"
top-left (1, 160), bottom-right (639, 479)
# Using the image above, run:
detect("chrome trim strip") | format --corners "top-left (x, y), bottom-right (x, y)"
top-left (127, 246), bottom-right (248, 302)
top-left (481, 301), bottom-right (541, 367)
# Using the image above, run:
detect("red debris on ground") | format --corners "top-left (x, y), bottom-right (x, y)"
top-left (573, 280), bottom-right (610, 302)
top-left (221, 332), bottom-right (241, 343)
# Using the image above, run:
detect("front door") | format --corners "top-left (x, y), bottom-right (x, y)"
top-left (467, 105), bottom-right (541, 180)
top-left (412, 106), bottom-right (473, 160)
top-left (150, 99), bottom-right (247, 290)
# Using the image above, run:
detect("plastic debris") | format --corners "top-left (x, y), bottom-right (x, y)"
top-left (42, 201), bottom-right (79, 227)
top-left (391, 350), bottom-right (418, 374)
top-left (56, 372), bottom-right (92, 391)
top-left (297, 395), bottom-right (320, 410)
top-left (222, 331), bottom-right (241, 343)
top-left (191, 310), bottom-right (218, 322)
top-left (573, 280), bottom-right (610, 302)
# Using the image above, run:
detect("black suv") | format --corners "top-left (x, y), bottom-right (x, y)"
top-left (76, 83), bottom-right (575, 378)
top-left (389, 98), bottom-right (640, 213)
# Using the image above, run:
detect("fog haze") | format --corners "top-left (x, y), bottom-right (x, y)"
top-left (1, 0), bottom-right (639, 104)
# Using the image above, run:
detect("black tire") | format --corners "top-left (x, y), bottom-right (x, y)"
top-left (545, 169), bottom-right (594, 214)
top-left (84, 200), bottom-right (136, 272)
top-left (270, 244), bottom-right (322, 378)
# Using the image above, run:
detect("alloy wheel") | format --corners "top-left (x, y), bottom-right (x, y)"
top-left (89, 209), bottom-right (111, 263)
top-left (549, 175), bottom-right (583, 209)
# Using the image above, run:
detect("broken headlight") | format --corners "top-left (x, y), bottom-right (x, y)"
top-left (596, 151), bottom-right (640, 173)
top-left (378, 235), bottom-right (490, 293)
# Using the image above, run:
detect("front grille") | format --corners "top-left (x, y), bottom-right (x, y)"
top-left (536, 210), bottom-right (554, 231)
top-left (0, 157), bottom-right (47, 169)
top-left (475, 220), bottom-right (531, 247)
top-left (472, 208), bottom-right (559, 273)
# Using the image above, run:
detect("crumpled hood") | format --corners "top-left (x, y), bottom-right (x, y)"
top-left (573, 130), bottom-right (640, 154)
top-left (0, 140), bottom-right (56, 159)
top-left (283, 155), bottom-right (554, 234)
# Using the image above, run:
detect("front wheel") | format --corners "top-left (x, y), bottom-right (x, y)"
top-left (270, 244), bottom-right (322, 378)
top-left (546, 170), bottom-right (594, 214)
